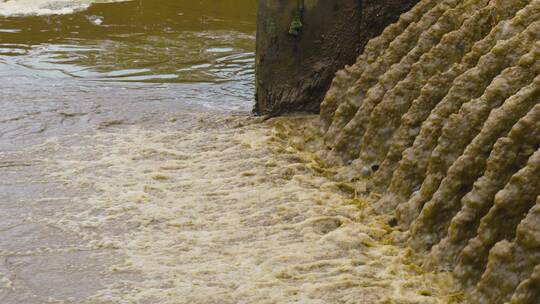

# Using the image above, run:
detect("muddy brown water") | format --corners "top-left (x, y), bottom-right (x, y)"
top-left (0, 1), bottom-right (457, 303)
top-left (0, 0), bottom-right (256, 151)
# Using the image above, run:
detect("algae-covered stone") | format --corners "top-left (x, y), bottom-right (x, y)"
top-left (321, 0), bottom-right (444, 134)
top-left (430, 103), bottom-right (540, 270)
top-left (315, 0), bottom-right (540, 300)
top-left (255, 0), bottom-right (419, 115)
top-left (409, 51), bottom-right (540, 252)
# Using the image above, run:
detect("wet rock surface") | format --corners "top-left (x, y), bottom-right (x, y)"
top-left (318, 0), bottom-right (540, 301)
top-left (254, 0), bottom-right (420, 115)
top-left (3, 0), bottom-right (540, 302)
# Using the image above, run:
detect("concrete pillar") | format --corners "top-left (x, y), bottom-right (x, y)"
top-left (255, 0), bottom-right (419, 115)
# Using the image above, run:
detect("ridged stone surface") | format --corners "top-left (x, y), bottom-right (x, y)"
top-left (318, 0), bottom-right (540, 301)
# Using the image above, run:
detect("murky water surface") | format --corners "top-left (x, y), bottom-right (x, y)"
top-left (0, 0), bottom-right (256, 150)
top-left (0, 1), bottom-right (453, 303)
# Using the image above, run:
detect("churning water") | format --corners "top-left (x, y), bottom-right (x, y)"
top-left (0, 1), bottom-right (439, 303)
top-left (0, 1), bottom-right (455, 303)
top-left (321, 0), bottom-right (540, 302)
top-left (6, 0), bottom-right (535, 303)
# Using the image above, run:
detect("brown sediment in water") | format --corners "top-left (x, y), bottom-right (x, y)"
top-left (317, 0), bottom-right (540, 301)
top-left (4, 113), bottom-right (455, 303)
top-left (2, 0), bottom-right (540, 302)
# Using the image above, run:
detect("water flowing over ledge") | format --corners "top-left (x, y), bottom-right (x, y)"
top-left (0, 113), bottom-right (455, 303)
top-left (2, 0), bottom-right (540, 302)
top-left (318, 0), bottom-right (540, 301)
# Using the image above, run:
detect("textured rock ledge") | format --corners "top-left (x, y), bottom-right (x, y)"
top-left (254, 0), bottom-right (420, 115)
top-left (317, 0), bottom-right (540, 302)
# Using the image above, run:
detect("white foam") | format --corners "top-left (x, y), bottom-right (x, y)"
top-left (0, 0), bottom-right (127, 17)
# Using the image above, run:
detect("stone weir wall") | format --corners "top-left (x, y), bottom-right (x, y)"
top-left (318, 0), bottom-right (540, 302)
top-left (255, 0), bottom-right (420, 115)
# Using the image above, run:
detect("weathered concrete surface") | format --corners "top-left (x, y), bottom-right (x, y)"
top-left (255, 0), bottom-right (419, 115)
top-left (317, 0), bottom-right (540, 301)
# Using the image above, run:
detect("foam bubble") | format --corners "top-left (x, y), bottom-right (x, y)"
top-left (0, 0), bottom-right (127, 17)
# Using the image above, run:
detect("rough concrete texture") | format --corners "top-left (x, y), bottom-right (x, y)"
top-left (254, 0), bottom-right (419, 115)
top-left (318, 0), bottom-right (540, 301)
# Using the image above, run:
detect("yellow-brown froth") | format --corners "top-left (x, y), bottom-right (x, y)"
top-left (319, 0), bottom-right (540, 301)
top-left (0, 113), bottom-right (455, 303)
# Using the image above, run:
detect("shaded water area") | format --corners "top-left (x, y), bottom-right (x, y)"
top-left (0, 1), bottom-right (455, 303)
top-left (9, 0), bottom-right (534, 303)
top-left (0, 0), bottom-right (256, 151)
top-left (0, 1), bottom-right (461, 303)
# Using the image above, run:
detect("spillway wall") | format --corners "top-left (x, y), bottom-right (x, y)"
top-left (319, 0), bottom-right (540, 302)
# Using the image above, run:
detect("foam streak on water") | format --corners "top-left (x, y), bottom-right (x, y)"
top-left (0, 0), bottom-right (128, 16)
top-left (0, 114), bottom-right (453, 303)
